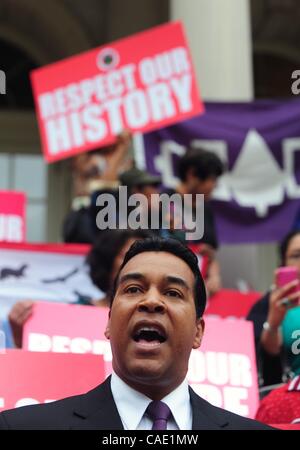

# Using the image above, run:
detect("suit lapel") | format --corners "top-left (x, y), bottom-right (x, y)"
top-left (69, 379), bottom-right (230, 430)
top-left (70, 377), bottom-right (124, 430)
top-left (190, 387), bottom-right (229, 430)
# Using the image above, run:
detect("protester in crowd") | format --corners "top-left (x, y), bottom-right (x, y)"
top-left (247, 230), bottom-right (300, 386)
top-left (0, 237), bottom-right (271, 430)
top-left (164, 148), bottom-right (224, 296)
top-left (118, 166), bottom-right (161, 233)
top-left (119, 166), bottom-right (161, 200)
top-left (255, 374), bottom-right (300, 424)
top-left (72, 130), bottom-right (132, 198)
top-left (63, 130), bottom-right (132, 244)
top-left (117, 165), bottom-right (212, 284)
top-left (8, 229), bottom-right (152, 348)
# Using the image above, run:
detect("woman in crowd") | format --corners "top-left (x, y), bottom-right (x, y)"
top-left (247, 230), bottom-right (300, 386)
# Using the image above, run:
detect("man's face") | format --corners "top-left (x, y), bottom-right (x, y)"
top-left (185, 170), bottom-right (217, 199)
top-left (105, 251), bottom-right (204, 399)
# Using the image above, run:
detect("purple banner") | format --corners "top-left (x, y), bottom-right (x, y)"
top-left (142, 100), bottom-right (300, 244)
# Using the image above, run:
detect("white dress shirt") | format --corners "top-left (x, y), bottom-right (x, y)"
top-left (110, 372), bottom-right (192, 430)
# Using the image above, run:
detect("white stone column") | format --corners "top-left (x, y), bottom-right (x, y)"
top-left (171, 0), bottom-right (253, 100)
top-left (171, 0), bottom-right (276, 292)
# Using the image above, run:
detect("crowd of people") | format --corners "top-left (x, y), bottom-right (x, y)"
top-left (0, 237), bottom-right (271, 430)
top-left (2, 131), bottom-right (300, 427)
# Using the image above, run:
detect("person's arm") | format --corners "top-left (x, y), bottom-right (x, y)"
top-left (101, 130), bottom-right (132, 182)
top-left (260, 325), bottom-right (282, 355)
top-left (8, 300), bottom-right (34, 348)
top-left (260, 279), bottom-right (300, 355)
top-left (198, 244), bottom-right (221, 296)
top-left (205, 258), bottom-right (222, 296)
top-left (72, 131), bottom-right (132, 196)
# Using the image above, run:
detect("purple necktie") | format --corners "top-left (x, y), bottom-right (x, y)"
top-left (146, 401), bottom-right (172, 430)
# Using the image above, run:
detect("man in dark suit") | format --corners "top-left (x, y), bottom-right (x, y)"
top-left (0, 237), bottom-right (271, 430)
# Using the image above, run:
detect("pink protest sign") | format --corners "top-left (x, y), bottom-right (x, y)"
top-left (0, 191), bottom-right (26, 243)
top-left (0, 350), bottom-right (105, 412)
top-left (30, 21), bottom-right (204, 162)
top-left (23, 301), bottom-right (111, 372)
top-left (187, 317), bottom-right (259, 419)
top-left (23, 302), bottom-right (111, 361)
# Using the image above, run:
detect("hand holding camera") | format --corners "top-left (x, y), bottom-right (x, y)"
top-left (267, 267), bottom-right (300, 330)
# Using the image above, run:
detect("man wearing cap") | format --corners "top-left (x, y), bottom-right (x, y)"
top-left (119, 167), bottom-right (162, 235)
top-left (119, 166), bottom-right (161, 203)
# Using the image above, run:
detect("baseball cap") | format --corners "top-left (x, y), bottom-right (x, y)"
top-left (119, 167), bottom-right (161, 187)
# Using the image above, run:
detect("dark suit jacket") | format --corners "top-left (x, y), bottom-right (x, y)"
top-left (0, 377), bottom-right (271, 430)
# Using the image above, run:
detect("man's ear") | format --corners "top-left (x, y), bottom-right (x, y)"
top-left (104, 324), bottom-right (110, 340)
top-left (104, 314), bottom-right (111, 340)
top-left (192, 318), bottom-right (205, 349)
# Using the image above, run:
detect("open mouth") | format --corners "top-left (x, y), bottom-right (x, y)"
top-left (133, 326), bottom-right (167, 345)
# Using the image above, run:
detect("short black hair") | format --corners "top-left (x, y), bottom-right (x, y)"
top-left (111, 237), bottom-right (207, 318)
top-left (279, 230), bottom-right (300, 265)
top-left (87, 229), bottom-right (152, 293)
top-left (178, 148), bottom-right (224, 182)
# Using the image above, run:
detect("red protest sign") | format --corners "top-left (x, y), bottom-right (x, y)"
top-left (205, 289), bottom-right (261, 319)
top-left (0, 191), bottom-right (26, 243)
top-left (188, 317), bottom-right (259, 419)
top-left (0, 350), bottom-right (105, 412)
top-left (30, 21), bottom-right (204, 162)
